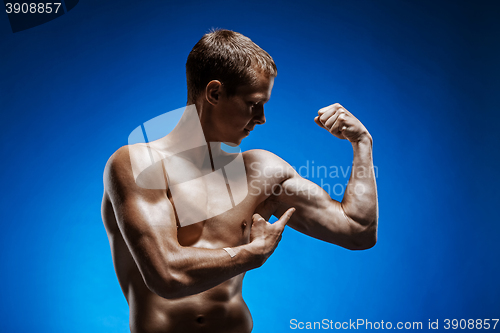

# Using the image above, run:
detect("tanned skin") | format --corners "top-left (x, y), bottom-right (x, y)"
top-left (102, 69), bottom-right (378, 332)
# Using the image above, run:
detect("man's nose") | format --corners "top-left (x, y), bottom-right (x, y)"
top-left (254, 108), bottom-right (266, 125)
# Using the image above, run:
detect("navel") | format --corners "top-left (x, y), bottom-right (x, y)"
top-left (196, 315), bottom-right (205, 324)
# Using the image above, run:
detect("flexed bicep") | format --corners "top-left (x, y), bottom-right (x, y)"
top-left (272, 172), bottom-right (358, 248)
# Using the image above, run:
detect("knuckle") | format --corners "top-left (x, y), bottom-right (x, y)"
top-left (252, 215), bottom-right (264, 224)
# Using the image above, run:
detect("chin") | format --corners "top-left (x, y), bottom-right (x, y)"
top-left (232, 138), bottom-right (244, 146)
top-left (219, 132), bottom-right (247, 146)
top-left (232, 137), bottom-right (245, 146)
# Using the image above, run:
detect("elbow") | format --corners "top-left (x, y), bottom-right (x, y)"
top-left (144, 269), bottom-right (190, 300)
top-left (141, 261), bottom-right (192, 299)
top-left (347, 219), bottom-right (378, 250)
top-left (139, 246), bottom-right (194, 299)
top-left (357, 233), bottom-right (377, 250)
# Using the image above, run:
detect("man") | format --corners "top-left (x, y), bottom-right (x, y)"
top-left (102, 29), bottom-right (378, 333)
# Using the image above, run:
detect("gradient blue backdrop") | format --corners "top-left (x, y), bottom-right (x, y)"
top-left (1, 0), bottom-right (499, 332)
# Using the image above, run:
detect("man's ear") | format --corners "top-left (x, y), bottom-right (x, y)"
top-left (205, 80), bottom-right (223, 105)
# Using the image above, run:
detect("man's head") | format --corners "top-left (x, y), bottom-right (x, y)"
top-left (186, 29), bottom-right (277, 104)
top-left (186, 29), bottom-right (277, 145)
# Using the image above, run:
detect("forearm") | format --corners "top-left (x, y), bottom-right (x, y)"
top-left (148, 243), bottom-right (260, 299)
top-left (341, 134), bottom-right (378, 227)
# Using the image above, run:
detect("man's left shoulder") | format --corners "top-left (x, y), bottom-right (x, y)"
top-left (242, 149), bottom-right (295, 178)
top-left (242, 149), bottom-right (285, 165)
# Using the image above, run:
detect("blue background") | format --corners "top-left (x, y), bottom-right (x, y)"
top-left (1, 0), bottom-right (499, 332)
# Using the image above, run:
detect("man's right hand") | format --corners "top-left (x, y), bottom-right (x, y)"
top-left (248, 207), bottom-right (295, 266)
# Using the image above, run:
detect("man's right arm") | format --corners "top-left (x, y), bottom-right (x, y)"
top-left (103, 146), bottom-right (294, 299)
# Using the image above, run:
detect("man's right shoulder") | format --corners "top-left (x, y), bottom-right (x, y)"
top-left (104, 144), bottom-right (168, 192)
top-left (104, 144), bottom-right (146, 185)
top-left (103, 145), bottom-right (133, 191)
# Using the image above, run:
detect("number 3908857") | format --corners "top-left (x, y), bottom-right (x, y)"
top-left (444, 319), bottom-right (499, 330)
top-left (6, 3), bottom-right (62, 14)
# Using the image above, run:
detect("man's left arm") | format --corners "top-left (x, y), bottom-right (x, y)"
top-left (273, 103), bottom-right (378, 250)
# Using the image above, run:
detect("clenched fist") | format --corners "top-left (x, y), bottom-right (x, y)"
top-left (314, 103), bottom-right (371, 143)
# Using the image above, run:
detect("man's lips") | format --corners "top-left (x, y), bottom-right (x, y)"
top-left (244, 125), bottom-right (255, 135)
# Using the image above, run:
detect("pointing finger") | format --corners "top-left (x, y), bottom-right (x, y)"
top-left (275, 207), bottom-right (296, 229)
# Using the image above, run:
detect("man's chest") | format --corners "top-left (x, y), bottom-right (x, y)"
top-left (164, 149), bottom-right (252, 228)
top-left (164, 154), bottom-right (285, 247)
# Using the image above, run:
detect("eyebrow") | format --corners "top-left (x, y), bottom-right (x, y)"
top-left (250, 94), bottom-right (270, 102)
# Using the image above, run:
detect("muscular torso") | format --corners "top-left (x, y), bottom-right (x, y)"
top-left (102, 149), bottom-right (286, 333)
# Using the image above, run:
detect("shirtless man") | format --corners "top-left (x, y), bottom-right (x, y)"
top-left (101, 29), bottom-right (378, 333)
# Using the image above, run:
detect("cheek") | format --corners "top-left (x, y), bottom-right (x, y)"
top-left (224, 117), bottom-right (247, 131)
top-left (217, 99), bottom-right (251, 128)
top-left (226, 108), bottom-right (252, 127)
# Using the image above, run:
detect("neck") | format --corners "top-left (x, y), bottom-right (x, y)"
top-left (193, 100), bottom-right (221, 144)
top-left (150, 104), bottom-right (206, 156)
